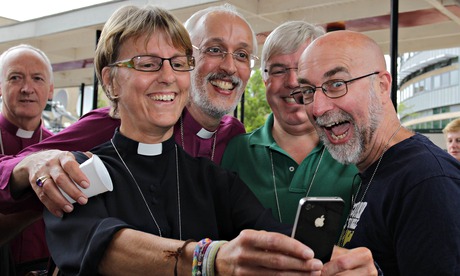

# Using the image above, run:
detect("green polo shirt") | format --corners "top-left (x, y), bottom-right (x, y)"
top-left (222, 113), bottom-right (358, 225)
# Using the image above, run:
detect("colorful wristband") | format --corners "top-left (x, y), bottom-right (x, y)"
top-left (192, 238), bottom-right (212, 276)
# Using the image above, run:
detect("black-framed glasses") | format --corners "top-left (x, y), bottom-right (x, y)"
top-left (108, 55), bottom-right (195, 72)
top-left (264, 65), bottom-right (298, 77)
top-left (290, 71), bottom-right (380, 105)
top-left (193, 45), bottom-right (259, 68)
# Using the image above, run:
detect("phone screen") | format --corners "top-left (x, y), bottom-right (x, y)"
top-left (291, 197), bottom-right (345, 263)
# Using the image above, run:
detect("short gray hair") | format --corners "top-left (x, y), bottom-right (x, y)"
top-left (261, 21), bottom-right (324, 79)
top-left (184, 3), bottom-right (258, 55)
top-left (0, 44), bottom-right (54, 83)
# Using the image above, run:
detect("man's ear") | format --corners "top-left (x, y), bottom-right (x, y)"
top-left (48, 84), bottom-right (54, 100)
top-left (378, 71), bottom-right (392, 102)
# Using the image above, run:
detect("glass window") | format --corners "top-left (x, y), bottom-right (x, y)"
top-left (425, 77), bottom-right (431, 90)
top-left (418, 80), bottom-right (424, 92)
top-left (441, 72), bottom-right (450, 87)
top-left (442, 119), bottom-right (451, 128)
top-left (414, 82), bottom-right (420, 93)
top-left (451, 71), bottom-right (459, 85)
top-left (433, 75), bottom-right (441, 89)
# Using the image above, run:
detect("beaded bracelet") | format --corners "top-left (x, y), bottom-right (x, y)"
top-left (192, 238), bottom-right (212, 276)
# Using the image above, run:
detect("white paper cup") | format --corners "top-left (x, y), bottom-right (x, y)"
top-left (61, 154), bottom-right (113, 204)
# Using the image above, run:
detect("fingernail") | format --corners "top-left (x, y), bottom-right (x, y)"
top-left (56, 210), bottom-right (63, 218)
top-left (304, 248), bottom-right (314, 259)
top-left (312, 260), bottom-right (323, 270)
top-left (81, 181), bottom-right (90, 189)
top-left (63, 205), bottom-right (73, 213)
top-left (77, 196), bottom-right (88, 205)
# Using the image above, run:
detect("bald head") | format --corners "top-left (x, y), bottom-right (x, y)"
top-left (297, 30), bottom-right (397, 167)
top-left (300, 31), bottom-right (386, 77)
top-left (184, 4), bottom-right (257, 54)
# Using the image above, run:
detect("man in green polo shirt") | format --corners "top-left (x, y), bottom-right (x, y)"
top-left (221, 21), bottom-right (358, 225)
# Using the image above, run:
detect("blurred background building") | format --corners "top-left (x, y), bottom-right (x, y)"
top-left (398, 47), bottom-right (460, 147)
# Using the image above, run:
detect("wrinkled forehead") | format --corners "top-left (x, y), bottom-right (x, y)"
top-left (3, 48), bottom-right (50, 75)
top-left (298, 47), bottom-right (355, 83)
top-left (5, 48), bottom-right (42, 63)
top-left (192, 11), bottom-right (254, 50)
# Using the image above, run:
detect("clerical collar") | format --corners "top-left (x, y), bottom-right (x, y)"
top-left (137, 143), bottom-right (162, 156)
top-left (196, 128), bottom-right (216, 139)
top-left (16, 128), bottom-right (34, 138)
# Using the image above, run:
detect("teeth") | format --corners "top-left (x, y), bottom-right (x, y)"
top-left (151, 94), bottom-right (175, 101)
top-left (325, 122), bottom-right (340, 128)
top-left (285, 97), bottom-right (296, 103)
top-left (331, 131), bottom-right (347, 140)
top-left (210, 80), bottom-right (234, 90)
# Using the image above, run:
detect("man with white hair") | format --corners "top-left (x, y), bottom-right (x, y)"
top-left (0, 44), bottom-right (54, 275)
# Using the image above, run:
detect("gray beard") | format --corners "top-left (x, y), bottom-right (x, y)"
top-left (190, 73), bottom-right (238, 120)
top-left (317, 86), bottom-right (382, 165)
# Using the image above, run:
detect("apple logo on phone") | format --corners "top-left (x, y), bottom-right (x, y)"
top-left (314, 215), bottom-right (325, 227)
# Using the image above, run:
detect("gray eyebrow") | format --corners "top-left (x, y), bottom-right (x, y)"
top-left (298, 66), bottom-right (350, 86)
top-left (200, 37), bottom-right (251, 52)
top-left (268, 63), bottom-right (288, 68)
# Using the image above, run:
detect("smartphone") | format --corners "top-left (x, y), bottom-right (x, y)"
top-left (291, 197), bottom-right (345, 263)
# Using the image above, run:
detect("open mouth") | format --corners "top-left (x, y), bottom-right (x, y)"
top-left (210, 79), bottom-right (236, 91)
top-left (150, 94), bottom-right (175, 102)
top-left (284, 97), bottom-right (297, 104)
top-left (324, 121), bottom-right (351, 141)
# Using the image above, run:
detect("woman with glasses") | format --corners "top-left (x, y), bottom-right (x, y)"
top-left (43, 5), bottom-right (324, 275)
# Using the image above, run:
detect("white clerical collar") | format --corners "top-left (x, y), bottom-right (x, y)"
top-left (16, 128), bottom-right (34, 138)
top-left (196, 128), bottom-right (216, 139)
top-left (137, 143), bottom-right (162, 156)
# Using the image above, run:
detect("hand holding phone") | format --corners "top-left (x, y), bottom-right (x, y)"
top-left (291, 197), bottom-right (345, 263)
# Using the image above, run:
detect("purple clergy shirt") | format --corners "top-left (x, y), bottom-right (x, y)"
top-left (1, 106), bottom-right (245, 201)
top-left (0, 113), bottom-right (53, 264)
top-left (173, 108), bottom-right (245, 164)
top-left (0, 114), bottom-right (54, 156)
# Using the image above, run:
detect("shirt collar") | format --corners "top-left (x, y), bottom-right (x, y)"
top-left (248, 113), bottom-right (277, 147)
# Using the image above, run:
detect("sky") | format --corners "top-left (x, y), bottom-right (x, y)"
top-left (0, 0), bottom-right (113, 21)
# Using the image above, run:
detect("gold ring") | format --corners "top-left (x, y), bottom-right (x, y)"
top-left (36, 176), bottom-right (49, 187)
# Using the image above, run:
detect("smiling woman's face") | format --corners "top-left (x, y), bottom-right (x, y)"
top-left (103, 31), bottom-right (190, 143)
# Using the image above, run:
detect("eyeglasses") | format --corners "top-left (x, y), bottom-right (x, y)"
top-left (264, 66), bottom-right (298, 77)
top-left (108, 55), bottom-right (195, 72)
top-left (193, 45), bottom-right (259, 68)
top-left (290, 71), bottom-right (380, 105)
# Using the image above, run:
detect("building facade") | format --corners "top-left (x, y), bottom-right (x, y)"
top-left (398, 47), bottom-right (460, 149)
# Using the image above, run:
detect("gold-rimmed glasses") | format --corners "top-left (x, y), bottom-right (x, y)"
top-left (108, 55), bottom-right (195, 72)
